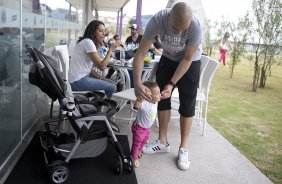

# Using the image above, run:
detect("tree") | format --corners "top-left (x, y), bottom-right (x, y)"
top-left (247, 0), bottom-right (282, 91)
top-left (202, 19), bottom-right (215, 56)
top-left (228, 15), bottom-right (251, 78)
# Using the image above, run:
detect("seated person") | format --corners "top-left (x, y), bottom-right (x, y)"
top-left (149, 34), bottom-right (163, 58)
top-left (108, 34), bottom-right (124, 50)
top-left (68, 20), bottom-right (118, 98)
top-left (125, 24), bottom-right (142, 50)
top-left (148, 35), bottom-right (163, 82)
top-left (103, 27), bottom-right (111, 45)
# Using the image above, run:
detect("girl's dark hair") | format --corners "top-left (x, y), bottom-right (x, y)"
top-left (143, 81), bottom-right (158, 89)
top-left (77, 20), bottom-right (105, 47)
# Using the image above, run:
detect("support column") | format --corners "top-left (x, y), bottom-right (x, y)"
top-left (136, 0), bottom-right (142, 30)
top-left (116, 11), bottom-right (120, 35)
top-left (119, 8), bottom-right (123, 40)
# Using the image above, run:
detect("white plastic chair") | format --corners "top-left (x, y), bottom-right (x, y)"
top-left (54, 45), bottom-right (101, 98)
top-left (54, 45), bottom-right (70, 81)
top-left (171, 55), bottom-right (211, 120)
top-left (171, 56), bottom-right (219, 136)
top-left (196, 58), bottom-right (219, 136)
top-left (195, 55), bottom-right (210, 124)
top-left (198, 55), bottom-right (210, 92)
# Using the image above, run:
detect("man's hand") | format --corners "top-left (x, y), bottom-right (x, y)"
top-left (161, 84), bottom-right (173, 99)
top-left (134, 83), bottom-right (152, 101)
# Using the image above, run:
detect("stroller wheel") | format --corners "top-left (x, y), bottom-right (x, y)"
top-left (50, 165), bottom-right (69, 184)
top-left (115, 156), bottom-right (123, 174)
top-left (48, 160), bottom-right (66, 170)
top-left (127, 156), bottom-right (134, 173)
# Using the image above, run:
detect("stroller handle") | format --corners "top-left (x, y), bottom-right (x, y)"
top-left (25, 44), bottom-right (40, 63)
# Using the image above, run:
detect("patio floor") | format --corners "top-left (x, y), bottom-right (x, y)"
top-left (114, 105), bottom-right (273, 184)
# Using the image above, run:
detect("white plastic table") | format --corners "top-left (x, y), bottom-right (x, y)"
top-left (108, 60), bottom-right (156, 90)
top-left (108, 60), bottom-right (157, 123)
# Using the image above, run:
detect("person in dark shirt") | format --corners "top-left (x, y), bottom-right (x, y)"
top-left (149, 34), bottom-right (163, 58)
top-left (125, 24), bottom-right (143, 50)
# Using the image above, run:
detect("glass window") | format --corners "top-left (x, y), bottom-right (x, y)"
top-left (0, 1), bottom-right (21, 166)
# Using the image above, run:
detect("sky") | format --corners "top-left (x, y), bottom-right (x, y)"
top-left (201, 0), bottom-right (253, 22)
top-left (100, 0), bottom-right (253, 23)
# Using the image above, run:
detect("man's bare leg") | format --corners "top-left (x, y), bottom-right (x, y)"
top-left (158, 110), bottom-right (171, 144)
top-left (179, 116), bottom-right (193, 149)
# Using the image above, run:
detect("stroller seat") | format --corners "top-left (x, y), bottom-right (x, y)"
top-left (25, 45), bottom-right (133, 184)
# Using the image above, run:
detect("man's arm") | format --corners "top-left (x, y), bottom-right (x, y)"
top-left (132, 37), bottom-right (154, 100)
top-left (171, 45), bottom-right (199, 84)
top-left (161, 44), bottom-right (199, 99)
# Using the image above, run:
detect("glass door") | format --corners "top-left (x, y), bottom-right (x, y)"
top-left (0, 1), bottom-right (21, 166)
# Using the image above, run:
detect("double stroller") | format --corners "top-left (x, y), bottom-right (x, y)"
top-left (25, 45), bottom-right (133, 183)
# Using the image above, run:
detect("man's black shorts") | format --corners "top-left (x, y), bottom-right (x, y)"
top-left (156, 56), bottom-right (201, 117)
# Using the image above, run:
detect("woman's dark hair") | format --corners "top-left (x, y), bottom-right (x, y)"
top-left (77, 20), bottom-right (105, 47)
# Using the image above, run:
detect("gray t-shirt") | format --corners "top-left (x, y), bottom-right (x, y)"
top-left (144, 9), bottom-right (202, 62)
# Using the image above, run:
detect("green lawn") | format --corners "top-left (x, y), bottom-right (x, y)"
top-left (207, 59), bottom-right (282, 184)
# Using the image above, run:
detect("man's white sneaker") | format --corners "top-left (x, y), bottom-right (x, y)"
top-left (177, 148), bottom-right (190, 170)
top-left (142, 139), bottom-right (170, 154)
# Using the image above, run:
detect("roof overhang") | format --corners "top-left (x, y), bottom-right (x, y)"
top-left (93, 0), bottom-right (130, 12)
top-left (67, 0), bottom-right (130, 12)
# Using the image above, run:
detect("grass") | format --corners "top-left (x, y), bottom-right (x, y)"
top-left (207, 58), bottom-right (282, 184)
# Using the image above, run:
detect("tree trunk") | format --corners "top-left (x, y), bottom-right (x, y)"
top-left (209, 47), bottom-right (213, 56)
top-left (259, 66), bottom-right (266, 88)
top-left (230, 62), bottom-right (235, 79)
top-left (252, 57), bottom-right (260, 92)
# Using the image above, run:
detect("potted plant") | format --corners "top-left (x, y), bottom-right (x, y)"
top-left (144, 57), bottom-right (151, 67)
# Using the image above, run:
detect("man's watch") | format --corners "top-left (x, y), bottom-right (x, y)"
top-left (150, 47), bottom-right (155, 52)
top-left (168, 81), bottom-right (176, 87)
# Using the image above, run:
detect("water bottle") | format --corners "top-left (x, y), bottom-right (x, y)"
top-left (101, 47), bottom-right (107, 59)
top-left (120, 50), bottom-right (125, 61)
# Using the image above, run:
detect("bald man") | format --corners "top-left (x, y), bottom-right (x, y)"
top-left (132, 2), bottom-right (202, 170)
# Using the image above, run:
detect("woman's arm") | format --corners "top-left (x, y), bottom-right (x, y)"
top-left (150, 42), bottom-right (163, 56)
top-left (90, 69), bottom-right (103, 79)
top-left (150, 45), bottom-right (163, 55)
top-left (87, 43), bottom-right (118, 71)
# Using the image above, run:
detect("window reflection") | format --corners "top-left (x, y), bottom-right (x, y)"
top-left (0, 0), bottom-right (21, 167)
top-left (0, 0), bottom-right (84, 168)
